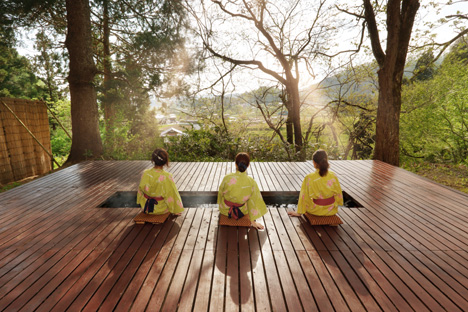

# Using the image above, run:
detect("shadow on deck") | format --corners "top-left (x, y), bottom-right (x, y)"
top-left (0, 160), bottom-right (467, 311)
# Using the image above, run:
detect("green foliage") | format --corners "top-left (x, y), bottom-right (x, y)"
top-left (346, 112), bottom-right (375, 159)
top-left (164, 125), bottom-right (343, 162)
top-left (33, 31), bottom-right (67, 101)
top-left (48, 99), bottom-right (71, 166)
top-left (91, 0), bottom-right (192, 158)
top-left (443, 40), bottom-right (468, 65)
top-left (411, 49), bottom-right (435, 82)
top-left (51, 129), bottom-right (70, 157)
top-left (0, 181), bottom-right (22, 193)
top-left (401, 50), bottom-right (468, 164)
top-left (4, 0), bottom-right (191, 164)
top-left (101, 107), bottom-right (163, 160)
top-left (92, 0), bottom-right (190, 96)
top-left (401, 161), bottom-right (468, 194)
top-left (165, 126), bottom-right (236, 161)
top-left (0, 45), bottom-right (48, 99)
top-left (237, 134), bottom-right (294, 162)
top-left (323, 62), bottom-right (378, 160)
top-left (0, 1), bottom-right (15, 47)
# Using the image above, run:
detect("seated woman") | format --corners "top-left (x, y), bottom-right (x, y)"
top-left (137, 148), bottom-right (184, 216)
top-left (218, 152), bottom-right (267, 229)
top-left (288, 149), bottom-right (343, 218)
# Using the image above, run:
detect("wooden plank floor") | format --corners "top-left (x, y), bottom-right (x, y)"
top-left (0, 160), bottom-right (467, 311)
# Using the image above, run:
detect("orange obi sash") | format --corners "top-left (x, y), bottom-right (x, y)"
top-left (143, 193), bottom-right (164, 214)
top-left (313, 197), bottom-right (335, 206)
top-left (224, 199), bottom-right (245, 220)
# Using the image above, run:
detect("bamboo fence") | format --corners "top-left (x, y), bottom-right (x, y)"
top-left (0, 97), bottom-right (52, 185)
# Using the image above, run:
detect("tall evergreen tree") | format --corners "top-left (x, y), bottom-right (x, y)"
top-left (3, 0), bottom-right (102, 162)
top-left (91, 0), bottom-right (189, 154)
top-left (65, 0), bottom-right (103, 162)
top-left (412, 50), bottom-right (435, 82)
top-left (5, 0), bottom-right (190, 161)
top-left (0, 45), bottom-right (48, 99)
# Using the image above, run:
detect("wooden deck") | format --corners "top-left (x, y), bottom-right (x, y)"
top-left (0, 160), bottom-right (467, 311)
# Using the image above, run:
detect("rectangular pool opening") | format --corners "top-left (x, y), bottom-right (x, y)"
top-left (99, 191), bottom-right (363, 208)
top-left (99, 191), bottom-right (138, 208)
top-left (98, 191), bottom-right (300, 208)
top-left (98, 191), bottom-right (219, 208)
top-left (343, 191), bottom-right (364, 208)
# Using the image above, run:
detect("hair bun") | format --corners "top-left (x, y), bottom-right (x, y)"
top-left (238, 162), bottom-right (247, 172)
top-left (152, 148), bottom-right (169, 167)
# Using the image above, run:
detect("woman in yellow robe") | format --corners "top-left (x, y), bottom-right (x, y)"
top-left (137, 148), bottom-right (184, 215)
top-left (288, 149), bottom-right (343, 217)
top-left (218, 152), bottom-right (267, 229)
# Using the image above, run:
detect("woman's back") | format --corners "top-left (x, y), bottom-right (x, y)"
top-left (289, 149), bottom-right (343, 217)
top-left (219, 171), bottom-right (255, 203)
top-left (304, 170), bottom-right (340, 201)
top-left (217, 152), bottom-right (267, 229)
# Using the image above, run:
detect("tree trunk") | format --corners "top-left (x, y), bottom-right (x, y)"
top-left (287, 81), bottom-right (303, 157)
top-left (280, 91), bottom-right (294, 145)
top-left (328, 123), bottom-right (339, 149)
top-left (344, 138), bottom-right (353, 159)
top-left (373, 67), bottom-right (402, 166)
top-left (364, 0), bottom-right (420, 167)
top-left (102, 0), bottom-right (115, 138)
top-left (65, 0), bottom-right (103, 163)
top-left (286, 115), bottom-right (293, 144)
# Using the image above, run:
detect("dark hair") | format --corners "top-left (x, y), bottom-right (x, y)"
top-left (313, 149), bottom-right (329, 177)
top-left (235, 152), bottom-right (250, 172)
top-left (151, 148), bottom-right (169, 167)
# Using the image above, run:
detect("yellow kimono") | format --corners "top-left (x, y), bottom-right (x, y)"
top-left (137, 168), bottom-right (184, 215)
top-left (297, 170), bottom-right (343, 216)
top-left (217, 171), bottom-right (267, 221)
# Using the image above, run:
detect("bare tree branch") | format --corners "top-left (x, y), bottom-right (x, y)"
top-left (363, 0), bottom-right (385, 66)
top-left (335, 5), bottom-right (365, 19)
top-left (196, 64), bottom-right (238, 95)
top-left (211, 0), bottom-right (254, 21)
top-left (446, 14), bottom-right (468, 20)
top-left (330, 99), bottom-right (376, 112)
top-left (204, 44), bottom-right (288, 84)
top-left (295, 0), bottom-right (326, 57)
top-left (433, 29), bottom-right (468, 61)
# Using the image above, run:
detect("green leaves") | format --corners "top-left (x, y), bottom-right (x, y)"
top-left (401, 45), bottom-right (468, 164)
top-left (0, 45), bottom-right (48, 99)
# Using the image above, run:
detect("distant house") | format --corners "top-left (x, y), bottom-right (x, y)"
top-left (160, 127), bottom-right (185, 137)
top-left (160, 127), bottom-right (185, 143)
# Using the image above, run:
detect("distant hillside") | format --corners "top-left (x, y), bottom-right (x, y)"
top-left (299, 57), bottom-right (442, 106)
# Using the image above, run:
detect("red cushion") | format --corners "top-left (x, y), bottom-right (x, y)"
top-left (134, 211), bottom-right (170, 224)
top-left (219, 214), bottom-right (251, 227)
top-left (304, 213), bottom-right (343, 226)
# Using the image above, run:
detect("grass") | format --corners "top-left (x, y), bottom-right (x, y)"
top-left (402, 161), bottom-right (468, 194)
top-left (0, 175), bottom-right (42, 193)
top-left (0, 181), bottom-right (23, 193)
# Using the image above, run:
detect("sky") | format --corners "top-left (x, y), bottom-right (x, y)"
top-left (184, 0), bottom-right (468, 96)
top-left (14, 0), bottom-right (468, 96)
